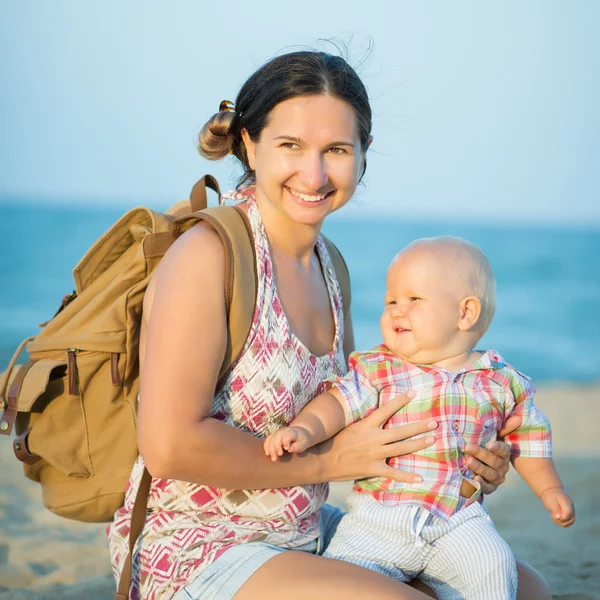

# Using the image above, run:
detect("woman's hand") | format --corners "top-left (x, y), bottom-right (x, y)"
top-left (463, 414), bottom-right (522, 495)
top-left (320, 391), bottom-right (438, 483)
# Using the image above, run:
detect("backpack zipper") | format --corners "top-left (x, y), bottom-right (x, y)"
top-left (110, 352), bottom-right (120, 385)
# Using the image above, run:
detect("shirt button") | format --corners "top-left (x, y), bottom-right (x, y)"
top-left (452, 421), bottom-right (460, 431)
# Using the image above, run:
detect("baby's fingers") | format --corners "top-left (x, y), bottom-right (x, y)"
top-left (554, 496), bottom-right (576, 527)
top-left (287, 439), bottom-right (309, 454)
top-left (263, 435), bottom-right (285, 462)
top-left (552, 510), bottom-right (575, 527)
top-left (280, 430), bottom-right (299, 451)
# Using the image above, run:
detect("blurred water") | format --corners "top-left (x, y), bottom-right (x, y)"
top-left (1, 201), bottom-right (599, 383)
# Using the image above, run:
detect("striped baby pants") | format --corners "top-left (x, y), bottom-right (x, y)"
top-left (323, 492), bottom-right (517, 600)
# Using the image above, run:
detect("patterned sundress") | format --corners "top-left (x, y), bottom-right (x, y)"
top-left (108, 191), bottom-right (347, 600)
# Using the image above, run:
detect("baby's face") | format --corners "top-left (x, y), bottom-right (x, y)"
top-left (380, 249), bottom-right (466, 365)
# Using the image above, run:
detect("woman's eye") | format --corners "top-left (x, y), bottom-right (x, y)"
top-left (280, 142), bottom-right (299, 149)
top-left (327, 146), bottom-right (347, 155)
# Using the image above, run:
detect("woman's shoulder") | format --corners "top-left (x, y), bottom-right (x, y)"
top-left (144, 222), bottom-right (227, 316)
top-left (158, 222), bottom-right (227, 279)
top-left (165, 200), bottom-right (251, 271)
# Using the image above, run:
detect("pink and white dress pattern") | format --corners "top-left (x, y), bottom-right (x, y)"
top-left (108, 191), bottom-right (347, 600)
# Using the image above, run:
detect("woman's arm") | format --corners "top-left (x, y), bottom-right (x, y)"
top-left (137, 224), bottom-right (436, 489)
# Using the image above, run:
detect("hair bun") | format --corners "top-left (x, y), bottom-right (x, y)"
top-left (197, 111), bottom-right (236, 160)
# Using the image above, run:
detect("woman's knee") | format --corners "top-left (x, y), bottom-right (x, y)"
top-left (515, 559), bottom-right (551, 600)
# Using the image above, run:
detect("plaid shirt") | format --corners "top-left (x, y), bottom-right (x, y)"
top-left (327, 346), bottom-right (552, 521)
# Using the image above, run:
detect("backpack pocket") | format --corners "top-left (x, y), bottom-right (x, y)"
top-left (14, 356), bottom-right (94, 480)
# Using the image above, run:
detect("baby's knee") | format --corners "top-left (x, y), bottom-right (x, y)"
top-left (492, 536), bottom-right (517, 572)
top-left (466, 538), bottom-right (518, 598)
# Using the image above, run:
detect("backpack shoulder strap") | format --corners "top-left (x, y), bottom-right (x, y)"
top-left (197, 206), bottom-right (256, 385)
top-left (322, 235), bottom-right (351, 321)
top-left (179, 205), bottom-right (257, 386)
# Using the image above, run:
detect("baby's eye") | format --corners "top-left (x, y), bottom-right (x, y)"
top-left (385, 300), bottom-right (396, 306)
top-left (409, 297), bottom-right (421, 302)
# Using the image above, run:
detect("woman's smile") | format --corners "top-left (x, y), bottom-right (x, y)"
top-left (284, 185), bottom-right (335, 205)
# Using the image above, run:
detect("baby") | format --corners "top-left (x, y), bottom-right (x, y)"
top-left (264, 236), bottom-right (575, 600)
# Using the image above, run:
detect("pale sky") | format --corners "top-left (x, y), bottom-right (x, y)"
top-left (1, 0), bottom-right (599, 224)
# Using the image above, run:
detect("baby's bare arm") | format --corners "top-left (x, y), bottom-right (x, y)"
top-left (512, 456), bottom-right (563, 498)
top-left (289, 390), bottom-right (348, 447)
top-left (512, 456), bottom-right (575, 526)
top-left (263, 391), bottom-right (347, 461)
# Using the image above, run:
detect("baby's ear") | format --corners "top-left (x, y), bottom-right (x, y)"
top-left (458, 297), bottom-right (481, 331)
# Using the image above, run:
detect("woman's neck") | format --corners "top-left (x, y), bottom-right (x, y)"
top-left (255, 196), bottom-right (321, 266)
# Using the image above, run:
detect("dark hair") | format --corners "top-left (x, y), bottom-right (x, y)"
top-left (198, 51), bottom-right (372, 186)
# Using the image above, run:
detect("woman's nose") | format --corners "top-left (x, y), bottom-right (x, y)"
top-left (298, 152), bottom-right (329, 191)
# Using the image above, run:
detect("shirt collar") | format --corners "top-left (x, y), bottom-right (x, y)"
top-left (467, 349), bottom-right (506, 372)
top-left (379, 346), bottom-right (507, 374)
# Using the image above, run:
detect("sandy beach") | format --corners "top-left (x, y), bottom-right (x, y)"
top-left (1, 383), bottom-right (598, 599)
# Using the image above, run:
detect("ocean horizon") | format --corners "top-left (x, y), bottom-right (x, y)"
top-left (1, 200), bottom-right (599, 384)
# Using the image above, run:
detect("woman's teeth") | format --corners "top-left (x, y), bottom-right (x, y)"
top-left (287, 187), bottom-right (328, 202)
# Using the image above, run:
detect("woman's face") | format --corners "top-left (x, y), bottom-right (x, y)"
top-left (242, 94), bottom-right (369, 228)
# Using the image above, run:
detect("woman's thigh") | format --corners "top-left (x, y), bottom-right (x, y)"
top-left (233, 551), bottom-right (430, 600)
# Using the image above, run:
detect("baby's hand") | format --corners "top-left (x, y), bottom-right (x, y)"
top-left (263, 427), bottom-right (313, 462)
top-left (540, 488), bottom-right (575, 527)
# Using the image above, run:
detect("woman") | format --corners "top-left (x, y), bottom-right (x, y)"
top-left (108, 51), bottom-right (550, 600)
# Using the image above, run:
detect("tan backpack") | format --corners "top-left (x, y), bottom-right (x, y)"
top-left (0, 175), bottom-right (351, 526)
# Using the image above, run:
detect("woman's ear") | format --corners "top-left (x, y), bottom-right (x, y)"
top-left (241, 129), bottom-right (256, 170)
top-left (359, 136), bottom-right (373, 180)
top-left (458, 296), bottom-right (482, 331)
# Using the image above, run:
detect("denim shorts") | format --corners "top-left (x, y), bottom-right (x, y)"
top-left (171, 504), bottom-right (344, 600)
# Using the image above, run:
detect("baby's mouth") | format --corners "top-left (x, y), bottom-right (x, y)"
top-left (394, 327), bottom-right (411, 334)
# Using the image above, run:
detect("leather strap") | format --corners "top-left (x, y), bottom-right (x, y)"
top-left (13, 428), bottom-right (41, 465)
top-left (114, 468), bottom-right (152, 600)
top-left (7, 360), bottom-right (43, 463)
top-left (0, 341), bottom-right (36, 437)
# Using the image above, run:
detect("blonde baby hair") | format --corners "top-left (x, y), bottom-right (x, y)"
top-left (401, 236), bottom-right (497, 333)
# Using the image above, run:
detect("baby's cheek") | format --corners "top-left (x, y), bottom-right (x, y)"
top-left (380, 326), bottom-right (394, 352)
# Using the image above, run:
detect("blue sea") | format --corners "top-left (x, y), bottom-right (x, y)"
top-left (1, 202), bottom-right (599, 384)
